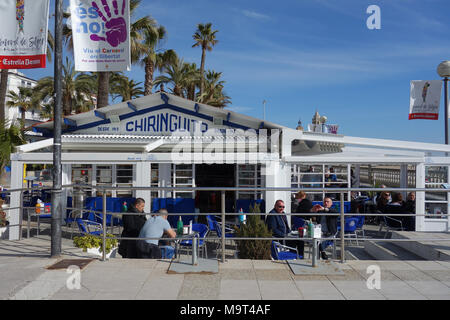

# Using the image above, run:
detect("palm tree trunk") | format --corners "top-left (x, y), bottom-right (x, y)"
top-left (199, 47), bottom-right (206, 97)
top-left (144, 60), bottom-right (154, 96)
top-left (21, 107), bottom-right (26, 130)
top-left (0, 70), bottom-right (9, 123)
top-left (97, 72), bottom-right (110, 108)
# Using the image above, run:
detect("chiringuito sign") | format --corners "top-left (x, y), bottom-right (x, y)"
top-left (77, 110), bottom-right (210, 135)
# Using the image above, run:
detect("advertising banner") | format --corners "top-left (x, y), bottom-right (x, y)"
top-left (409, 80), bottom-right (442, 120)
top-left (70, 0), bottom-right (131, 72)
top-left (0, 0), bottom-right (50, 69)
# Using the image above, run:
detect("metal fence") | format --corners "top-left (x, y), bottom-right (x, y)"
top-left (1, 184), bottom-right (449, 265)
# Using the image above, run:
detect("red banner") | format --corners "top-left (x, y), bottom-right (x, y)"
top-left (0, 54), bottom-right (46, 69)
top-left (408, 113), bottom-right (438, 120)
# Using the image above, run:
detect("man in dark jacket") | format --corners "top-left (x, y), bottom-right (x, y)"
top-left (266, 200), bottom-right (290, 238)
top-left (311, 197), bottom-right (338, 260)
top-left (292, 191), bottom-right (313, 257)
top-left (118, 198), bottom-right (147, 258)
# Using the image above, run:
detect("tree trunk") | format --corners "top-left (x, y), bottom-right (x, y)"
top-left (21, 107), bottom-right (25, 130)
top-left (144, 60), bottom-right (154, 96)
top-left (97, 72), bottom-right (110, 108)
top-left (0, 70), bottom-right (9, 123)
top-left (199, 47), bottom-right (206, 97)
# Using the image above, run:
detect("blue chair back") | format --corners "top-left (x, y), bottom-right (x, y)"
top-left (206, 215), bottom-right (215, 231)
top-left (192, 223), bottom-right (208, 238)
top-left (292, 217), bottom-right (306, 229)
top-left (152, 198), bottom-right (196, 227)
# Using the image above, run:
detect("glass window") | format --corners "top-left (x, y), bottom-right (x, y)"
top-left (424, 165), bottom-right (449, 219)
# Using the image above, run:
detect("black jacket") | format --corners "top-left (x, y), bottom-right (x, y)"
top-left (315, 206), bottom-right (338, 236)
top-left (118, 205), bottom-right (147, 258)
top-left (292, 198), bottom-right (313, 227)
top-left (266, 209), bottom-right (290, 238)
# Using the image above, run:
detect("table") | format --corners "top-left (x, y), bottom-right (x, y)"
top-left (174, 231), bottom-right (200, 265)
top-left (287, 231), bottom-right (337, 267)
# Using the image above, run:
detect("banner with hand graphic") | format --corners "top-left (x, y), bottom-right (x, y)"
top-left (70, 0), bottom-right (131, 71)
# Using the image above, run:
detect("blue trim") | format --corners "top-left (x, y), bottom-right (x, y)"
top-left (194, 103), bottom-right (199, 113)
top-left (33, 127), bottom-right (52, 136)
top-left (227, 112), bottom-right (231, 122)
top-left (94, 110), bottom-right (106, 120)
top-left (127, 102), bottom-right (138, 112)
top-left (160, 93), bottom-right (169, 104)
top-left (63, 118), bottom-right (77, 127)
top-left (259, 122), bottom-right (265, 129)
top-left (223, 120), bottom-right (250, 130)
top-left (48, 102), bottom-right (253, 134)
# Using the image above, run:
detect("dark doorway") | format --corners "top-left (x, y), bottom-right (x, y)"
top-left (195, 164), bottom-right (236, 215)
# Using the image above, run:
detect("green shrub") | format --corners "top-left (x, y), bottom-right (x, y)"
top-left (235, 203), bottom-right (272, 259)
top-left (73, 234), bottom-right (118, 254)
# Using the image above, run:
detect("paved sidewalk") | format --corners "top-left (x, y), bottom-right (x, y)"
top-left (1, 237), bottom-right (449, 300)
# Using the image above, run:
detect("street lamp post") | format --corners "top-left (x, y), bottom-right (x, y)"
top-left (437, 61), bottom-right (450, 145)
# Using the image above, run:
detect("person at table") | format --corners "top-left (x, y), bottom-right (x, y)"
top-left (138, 208), bottom-right (177, 259)
top-left (310, 197), bottom-right (338, 260)
top-left (118, 198), bottom-right (147, 258)
top-left (385, 192), bottom-right (415, 231)
top-left (404, 192), bottom-right (416, 215)
top-left (292, 191), bottom-right (313, 227)
top-left (266, 200), bottom-right (304, 257)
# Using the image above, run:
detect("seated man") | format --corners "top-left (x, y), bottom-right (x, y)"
top-left (266, 200), bottom-right (304, 258)
top-left (310, 197), bottom-right (338, 260)
top-left (118, 198), bottom-right (147, 258)
top-left (138, 208), bottom-right (176, 259)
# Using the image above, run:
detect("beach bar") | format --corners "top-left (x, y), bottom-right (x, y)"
top-left (7, 92), bottom-right (450, 240)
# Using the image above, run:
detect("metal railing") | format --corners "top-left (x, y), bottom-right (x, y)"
top-left (2, 184), bottom-right (450, 265)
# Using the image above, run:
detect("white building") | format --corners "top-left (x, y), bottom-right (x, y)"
top-left (7, 92), bottom-right (450, 240)
top-left (0, 69), bottom-right (46, 142)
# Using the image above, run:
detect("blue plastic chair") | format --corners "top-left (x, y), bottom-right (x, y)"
top-left (271, 241), bottom-right (302, 260)
top-left (179, 223), bottom-right (209, 258)
top-left (76, 218), bottom-right (103, 236)
top-left (337, 217), bottom-right (359, 245)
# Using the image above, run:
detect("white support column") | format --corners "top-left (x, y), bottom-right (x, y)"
top-left (263, 160), bottom-right (291, 226)
top-left (400, 164), bottom-right (408, 198)
top-left (135, 162), bottom-right (151, 214)
top-left (61, 164), bottom-right (71, 221)
top-left (415, 163), bottom-right (425, 231)
top-left (9, 161), bottom-right (23, 240)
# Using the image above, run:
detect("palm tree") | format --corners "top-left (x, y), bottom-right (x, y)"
top-left (33, 57), bottom-right (96, 116)
top-left (139, 24), bottom-right (165, 95)
top-left (110, 75), bottom-right (144, 102)
top-left (198, 70), bottom-right (231, 108)
top-left (0, 30), bottom-right (54, 123)
top-left (63, 0), bottom-right (155, 108)
top-left (192, 23), bottom-right (218, 97)
top-left (154, 58), bottom-right (199, 98)
top-left (6, 87), bottom-right (34, 129)
top-left (0, 120), bottom-right (25, 173)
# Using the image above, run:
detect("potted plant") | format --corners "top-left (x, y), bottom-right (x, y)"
top-left (0, 200), bottom-right (9, 240)
top-left (235, 203), bottom-right (272, 259)
top-left (73, 234), bottom-right (118, 259)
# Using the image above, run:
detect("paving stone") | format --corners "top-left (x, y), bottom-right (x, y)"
top-left (220, 269), bottom-right (256, 280)
top-left (255, 269), bottom-right (292, 281)
top-left (177, 274), bottom-right (221, 299)
top-left (219, 280), bottom-right (261, 300)
top-left (295, 279), bottom-right (345, 300)
top-left (258, 280), bottom-right (303, 300)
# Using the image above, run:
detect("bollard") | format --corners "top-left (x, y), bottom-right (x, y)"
top-left (312, 239), bottom-right (318, 267)
top-left (192, 235), bottom-right (198, 265)
top-left (102, 192), bottom-right (106, 262)
top-left (340, 192), bottom-right (345, 263)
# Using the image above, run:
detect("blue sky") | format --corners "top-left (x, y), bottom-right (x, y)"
top-left (23, 0), bottom-right (450, 143)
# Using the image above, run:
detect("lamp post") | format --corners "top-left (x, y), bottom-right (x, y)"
top-left (263, 100), bottom-right (267, 121)
top-left (437, 61), bottom-right (450, 145)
